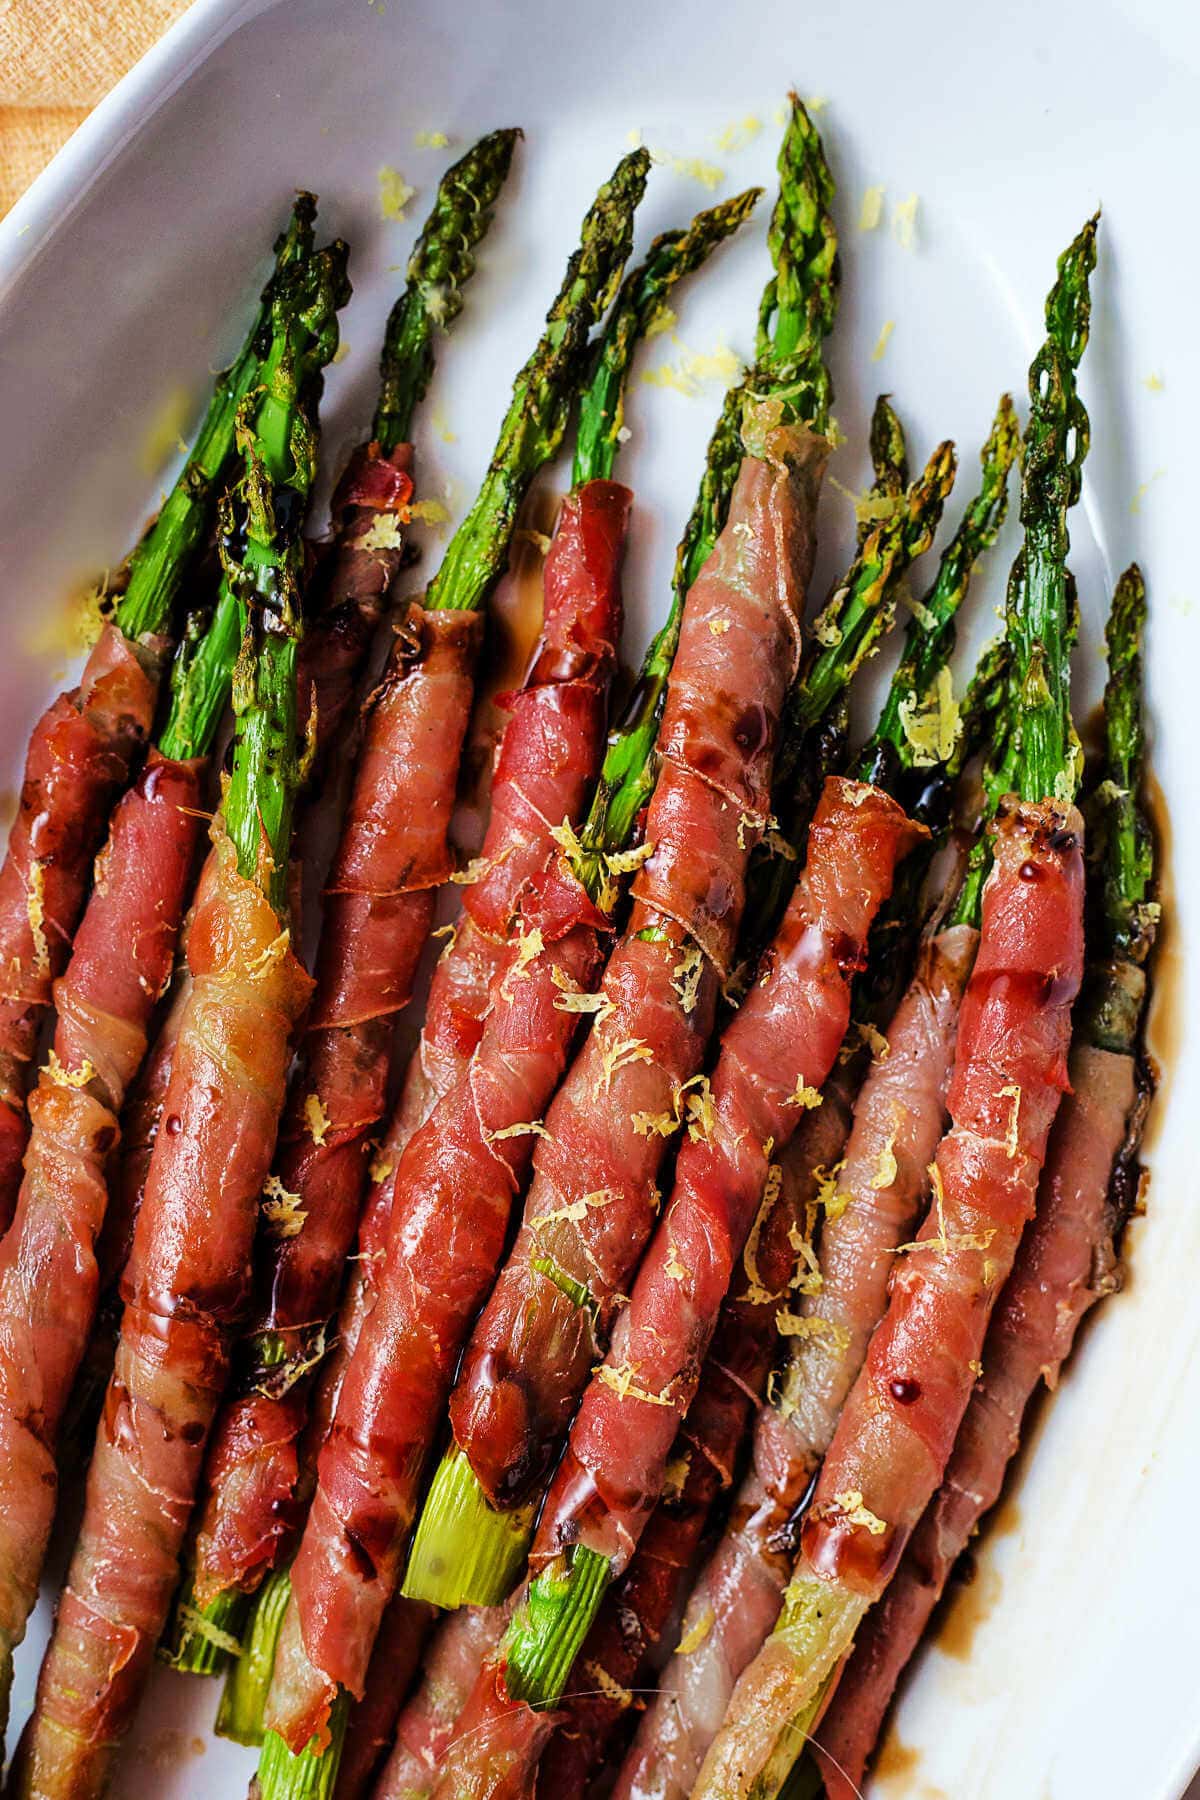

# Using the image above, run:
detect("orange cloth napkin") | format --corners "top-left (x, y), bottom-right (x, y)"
top-left (0, 0), bottom-right (190, 216)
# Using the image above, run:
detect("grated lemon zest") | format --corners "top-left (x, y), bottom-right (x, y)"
top-left (501, 923), bottom-right (544, 996)
top-left (834, 1489), bottom-right (887, 1535)
top-left (662, 1451), bottom-right (691, 1502)
top-left (369, 1147), bottom-right (394, 1185)
top-left (785, 1079), bottom-right (823, 1111)
top-left (641, 338), bottom-right (741, 398)
top-left (664, 1240), bottom-right (688, 1283)
top-left (414, 128), bottom-right (450, 147)
top-left (598, 1362), bottom-right (674, 1406)
top-left (632, 1108), bottom-right (678, 1139)
top-left (550, 968), bottom-right (614, 1024)
top-left (858, 184), bottom-right (885, 231)
top-left (584, 1660), bottom-right (634, 1708)
top-left (741, 1164), bottom-right (784, 1304)
top-left (708, 616), bottom-right (731, 636)
top-left (675, 1606), bottom-right (716, 1655)
top-left (999, 1082), bottom-right (1021, 1159)
top-left (26, 861), bottom-right (48, 976)
top-left (378, 165), bottom-right (415, 221)
top-left (777, 1312), bottom-right (849, 1355)
top-left (45, 1051), bottom-right (96, 1090)
top-left (897, 664), bottom-right (961, 767)
top-left (682, 1074), bottom-right (716, 1142)
top-left (714, 115), bottom-right (761, 153)
top-left (531, 1188), bottom-right (613, 1229)
top-left (595, 1034), bottom-right (654, 1095)
top-left (870, 1104), bottom-right (904, 1191)
top-left (450, 853), bottom-right (493, 887)
top-left (485, 1120), bottom-right (553, 1144)
top-left (359, 514), bottom-right (404, 553)
top-left (892, 193), bottom-right (919, 249)
top-left (788, 1223), bottom-right (823, 1297)
top-left (671, 943), bottom-right (704, 1015)
top-left (262, 1175), bottom-right (307, 1240)
top-left (871, 320), bottom-right (895, 363)
top-left (304, 1094), bottom-right (331, 1146)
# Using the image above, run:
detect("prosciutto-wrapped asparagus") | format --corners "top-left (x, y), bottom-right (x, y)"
top-left (164, 131), bottom-right (526, 1674)
top-left (693, 213), bottom-right (1098, 1800)
top-left (0, 227), bottom-right (350, 1751)
top-left (810, 565), bottom-right (1157, 1799)
top-left (0, 198), bottom-right (317, 1237)
top-left (10, 297), bottom-right (341, 1796)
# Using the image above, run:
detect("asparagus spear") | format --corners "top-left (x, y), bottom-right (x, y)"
top-left (374, 129), bottom-right (522, 455)
top-left (693, 213), bottom-right (1098, 1800)
top-left (159, 233), bottom-right (350, 765)
top-left (422, 146), bottom-right (649, 614)
top-left (116, 196), bottom-right (316, 643)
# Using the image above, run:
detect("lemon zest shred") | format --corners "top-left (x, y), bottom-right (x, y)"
top-left (675, 1606), bottom-right (716, 1655)
top-left (741, 1164), bottom-right (784, 1305)
top-left (597, 1362), bottom-right (674, 1407)
top-left (834, 1488), bottom-right (888, 1535)
top-left (858, 184), bottom-right (885, 231)
top-left (26, 861), bottom-right (48, 977)
top-left (999, 1082), bottom-right (1022, 1159)
top-left (531, 1189), bottom-right (613, 1229)
top-left (485, 1120), bottom-right (553, 1144)
top-left (671, 943), bottom-right (704, 1016)
top-left (378, 165), bottom-right (415, 221)
top-left (359, 514), bottom-right (404, 554)
top-left (45, 1050), bottom-right (96, 1090)
top-left (785, 1079), bottom-right (823, 1111)
top-left (584, 1660), bottom-right (634, 1708)
top-left (261, 1175), bottom-right (307, 1240)
top-left (304, 1094), bottom-right (331, 1146)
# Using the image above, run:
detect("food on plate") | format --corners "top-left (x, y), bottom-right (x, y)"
top-left (0, 79), bottom-right (1159, 1800)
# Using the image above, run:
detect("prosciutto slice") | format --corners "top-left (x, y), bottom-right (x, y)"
top-left (11, 828), bottom-right (313, 1798)
top-left (0, 625), bottom-right (163, 1229)
top-left (0, 751), bottom-right (203, 1728)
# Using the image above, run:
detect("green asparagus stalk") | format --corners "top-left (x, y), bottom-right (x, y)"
top-left (115, 197), bottom-right (316, 645)
top-left (422, 146), bottom-right (650, 614)
top-left (373, 130), bottom-right (521, 455)
top-left (158, 236), bottom-right (350, 764)
top-left (950, 213), bottom-right (1098, 930)
top-left (1080, 563), bottom-right (1158, 1053)
top-left (573, 186), bottom-right (761, 487)
top-left (858, 393), bottom-right (1019, 786)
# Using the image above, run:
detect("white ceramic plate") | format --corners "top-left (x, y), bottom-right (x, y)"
top-left (0, 2), bottom-right (1197, 1795)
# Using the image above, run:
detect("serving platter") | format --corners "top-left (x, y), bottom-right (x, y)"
top-left (0, 1), bottom-right (1196, 1794)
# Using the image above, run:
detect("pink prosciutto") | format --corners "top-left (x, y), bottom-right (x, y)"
top-left (11, 827), bottom-right (314, 1799)
top-left (0, 625), bottom-right (163, 1229)
top-left (0, 751), bottom-right (204, 1729)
